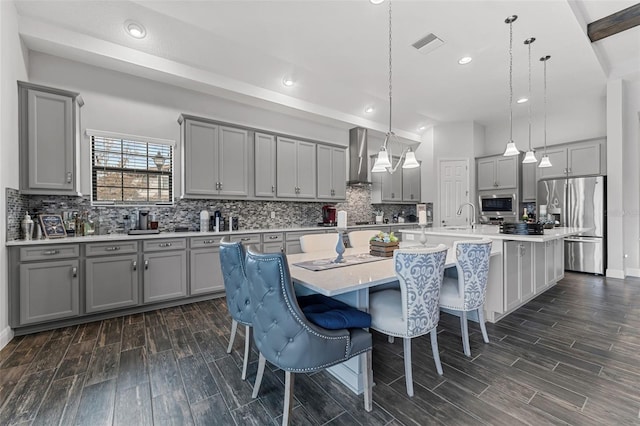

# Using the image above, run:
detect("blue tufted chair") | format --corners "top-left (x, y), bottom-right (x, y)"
top-left (439, 239), bottom-right (493, 357)
top-left (369, 245), bottom-right (449, 397)
top-left (219, 238), bottom-right (253, 380)
top-left (245, 247), bottom-right (373, 425)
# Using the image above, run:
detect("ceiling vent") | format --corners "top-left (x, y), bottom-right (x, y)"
top-left (412, 33), bottom-right (444, 55)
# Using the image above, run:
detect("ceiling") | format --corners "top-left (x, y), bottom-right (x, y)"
top-left (13, 0), bottom-right (640, 142)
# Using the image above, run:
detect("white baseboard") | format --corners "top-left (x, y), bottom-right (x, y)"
top-left (0, 326), bottom-right (14, 351)
top-left (626, 268), bottom-right (640, 278)
top-left (606, 269), bottom-right (625, 279)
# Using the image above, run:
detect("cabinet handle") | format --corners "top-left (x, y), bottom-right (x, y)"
top-left (144, 260), bottom-right (149, 270)
top-left (66, 172), bottom-right (72, 183)
top-left (132, 261), bottom-right (137, 271)
top-left (568, 168), bottom-right (572, 174)
top-left (268, 235), bottom-right (278, 240)
top-left (159, 242), bottom-right (172, 247)
top-left (105, 246), bottom-right (120, 251)
top-left (72, 267), bottom-right (77, 277)
top-left (203, 239), bottom-right (215, 244)
top-left (219, 182), bottom-right (223, 190)
top-left (272, 185), bottom-right (275, 193)
top-left (240, 237), bottom-right (251, 242)
top-left (42, 249), bottom-right (60, 255)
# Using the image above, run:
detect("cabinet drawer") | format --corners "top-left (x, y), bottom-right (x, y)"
top-left (190, 235), bottom-right (224, 248)
top-left (143, 238), bottom-right (187, 252)
top-left (20, 244), bottom-right (79, 261)
top-left (262, 232), bottom-right (284, 243)
top-left (85, 241), bottom-right (138, 256)
top-left (229, 234), bottom-right (260, 245)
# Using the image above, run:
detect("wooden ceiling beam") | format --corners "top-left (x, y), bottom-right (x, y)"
top-left (587, 3), bottom-right (640, 42)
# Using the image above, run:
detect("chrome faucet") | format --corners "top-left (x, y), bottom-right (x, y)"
top-left (457, 202), bottom-right (477, 229)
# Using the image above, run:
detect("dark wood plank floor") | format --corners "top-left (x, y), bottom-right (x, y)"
top-left (1, 271), bottom-right (639, 425)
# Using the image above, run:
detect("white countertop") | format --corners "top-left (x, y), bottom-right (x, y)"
top-left (401, 226), bottom-right (590, 243)
top-left (6, 223), bottom-right (418, 246)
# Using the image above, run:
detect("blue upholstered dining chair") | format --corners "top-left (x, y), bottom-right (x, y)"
top-left (369, 245), bottom-right (449, 397)
top-left (219, 238), bottom-right (253, 380)
top-left (439, 239), bottom-right (493, 357)
top-left (245, 247), bottom-right (373, 425)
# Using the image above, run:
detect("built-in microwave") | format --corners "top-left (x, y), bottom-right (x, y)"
top-left (479, 193), bottom-right (518, 218)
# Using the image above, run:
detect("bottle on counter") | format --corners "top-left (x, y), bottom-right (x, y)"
top-left (522, 208), bottom-right (529, 222)
top-left (21, 212), bottom-right (34, 241)
top-left (200, 210), bottom-right (210, 233)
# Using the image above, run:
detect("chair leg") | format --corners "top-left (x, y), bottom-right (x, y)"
top-left (282, 371), bottom-right (295, 426)
top-left (252, 352), bottom-right (266, 398)
top-left (430, 329), bottom-right (443, 375)
top-left (460, 311), bottom-right (471, 357)
top-left (241, 325), bottom-right (252, 380)
top-left (478, 307), bottom-right (490, 344)
top-left (403, 338), bottom-right (414, 397)
top-left (362, 351), bottom-right (373, 412)
top-left (227, 319), bottom-right (238, 354)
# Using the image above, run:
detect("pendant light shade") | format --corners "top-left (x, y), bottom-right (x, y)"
top-left (522, 37), bottom-right (537, 164)
top-left (503, 15), bottom-right (520, 157)
top-left (371, 0), bottom-right (420, 174)
top-left (538, 55), bottom-right (552, 168)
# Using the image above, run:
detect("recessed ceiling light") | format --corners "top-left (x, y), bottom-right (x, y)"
top-left (365, 106), bottom-right (375, 113)
top-left (370, 0), bottom-right (385, 4)
top-left (418, 126), bottom-right (426, 131)
top-left (124, 20), bottom-right (146, 39)
top-left (458, 56), bottom-right (472, 65)
top-left (282, 77), bottom-right (295, 87)
top-left (517, 97), bottom-right (529, 104)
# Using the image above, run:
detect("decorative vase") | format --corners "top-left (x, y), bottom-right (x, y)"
top-left (334, 232), bottom-right (345, 263)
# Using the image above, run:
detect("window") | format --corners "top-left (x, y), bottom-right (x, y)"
top-left (91, 134), bottom-right (173, 204)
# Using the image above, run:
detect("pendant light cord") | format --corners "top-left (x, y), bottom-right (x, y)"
top-left (509, 18), bottom-right (513, 143)
top-left (543, 58), bottom-right (547, 154)
top-left (388, 0), bottom-right (393, 138)
top-left (527, 42), bottom-right (532, 151)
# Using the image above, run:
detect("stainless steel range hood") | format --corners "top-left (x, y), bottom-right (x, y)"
top-left (347, 127), bottom-right (372, 186)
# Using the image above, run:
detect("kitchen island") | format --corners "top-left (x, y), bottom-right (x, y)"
top-left (401, 226), bottom-right (588, 322)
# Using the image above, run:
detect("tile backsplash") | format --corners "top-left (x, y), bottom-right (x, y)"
top-left (6, 186), bottom-right (418, 241)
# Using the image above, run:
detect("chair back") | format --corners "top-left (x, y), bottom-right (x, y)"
top-left (394, 245), bottom-right (448, 337)
top-left (219, 239), bottom-right (252, 326)
top-left (452, 239), bottom-right (492, 310)
top-left (348, 230), bottom-right (381, 249)
top-left (299, 233), bottom-right (339, 253)
top-left (246, 247), bottom-right (352, 371)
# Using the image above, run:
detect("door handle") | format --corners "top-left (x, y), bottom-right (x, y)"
top-left (132, 261), bottom-right (137, 271)
top-left (144, 260), bottom-right (149, 270)
top-left (66, 172), bottom-right (72, 183)
top-left (72, 267), bottom-right (77, 277)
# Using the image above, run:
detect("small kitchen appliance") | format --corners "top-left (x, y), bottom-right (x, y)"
top-left (322, 205), bottom-right (337, 225)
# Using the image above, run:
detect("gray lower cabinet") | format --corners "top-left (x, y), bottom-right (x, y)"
top-left (19, 259), bottom-right (79, 325)
top-left (504, 241), bottom-right (533, 311)
top-left (190, 235), bottom-right (224, 295)
top-left (85, 254), bottom-right (139, 313)
top-left (262, 232), bottom-right (284, 253)
top-left (143, 243), bottom-right (188, 303)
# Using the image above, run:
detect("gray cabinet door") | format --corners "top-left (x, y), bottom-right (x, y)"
top-left (402, 165), bottom-right (421, 202)
top-left (317, 144), bottom-right (333, 199)
top-left (382, 167), bottom-right (402, 202)
top-left (255, 132), bottom-right (276, 197)
top-left (23, 88), bottom-right (76, 193)
top-left (521, 161), bottom-right (537, 201)
top-left (495, 156), bottom-right (517, 189)
top-left (296, 141), bottom-right (316, 198)
top-left (262, 242), bottom-right (284, 253)
top-left (331, 147), bottom-right (347, 199)
top-left (476, 158), bottom-right (496, 190)
top-left (86, 254), bottom-right (139, 313)
top-left (537, 148), bottom-right (567, 179)
top-left (143, 251), bottom-right (187, 303)
top-left (568, 142), bottom-right (601, 176)
top-left (219, 126), bottom-right (249, 196)
top-left (520, 242), bottom-right (534, 301)
top-left (190, 247), bottom-right (223, 295)
top-left (276, 137), bottom-right (298, 197)
top-left (184, 120), bottom-right (219, 196)
top-left (504, 241), bottom-right (521, 311)
top-left (19, 259), bottom-right (79, 325)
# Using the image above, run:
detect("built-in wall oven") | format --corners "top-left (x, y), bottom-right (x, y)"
top-left (479, 193), bottom-right (518, 221)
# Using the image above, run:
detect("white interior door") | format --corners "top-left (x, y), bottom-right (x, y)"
top-left (438, 159), bottom-right (469, 227)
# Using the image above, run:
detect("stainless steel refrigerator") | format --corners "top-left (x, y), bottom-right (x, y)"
top-left (537, 176), bottom-right (606, 274)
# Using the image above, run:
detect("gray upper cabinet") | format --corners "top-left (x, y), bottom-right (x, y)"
top-left (317, 145), bottom-right (346, 200)
top-left (402, 164), bottom-right (421, 202)
top-left (521, 161), bottom-right (537, 201)
top-left (254, 132), bottom-right (277, 197)
top-left (182, 116), bottom-right (249, 198)
top-left (477, 155), bottom-right (518, 190)
top-left (19, 82), bottom-right (81, 195)
top-left (537, 140), bottom-right (605, 180)
top-left (370, 155), bottom-right (404, 203)
top-left (276, 137), bottom-right (316, 198)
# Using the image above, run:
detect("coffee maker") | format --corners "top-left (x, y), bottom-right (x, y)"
top-left (322, 205), bottom-right (337, 225)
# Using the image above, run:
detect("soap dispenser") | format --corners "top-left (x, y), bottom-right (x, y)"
top-left (21, 212), bottom-right (34, 241)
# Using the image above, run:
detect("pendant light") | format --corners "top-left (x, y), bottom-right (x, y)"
top-left (522, 37), bottom-right (537, 164)
top-left (503, 15), bottom-right (520, 157)
top-left (538, 55), bottom-right (552, 168)
top-left (371, 0), bottom-right (420, 173)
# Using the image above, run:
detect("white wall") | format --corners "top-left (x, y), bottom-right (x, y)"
top-left (27, 52), bottom-right (351, 197)
top-left (1, 1), bottom-right (29, 349)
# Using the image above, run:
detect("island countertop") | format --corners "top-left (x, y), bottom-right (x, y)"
top-left (401, 226), bottom-right (589, 243)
